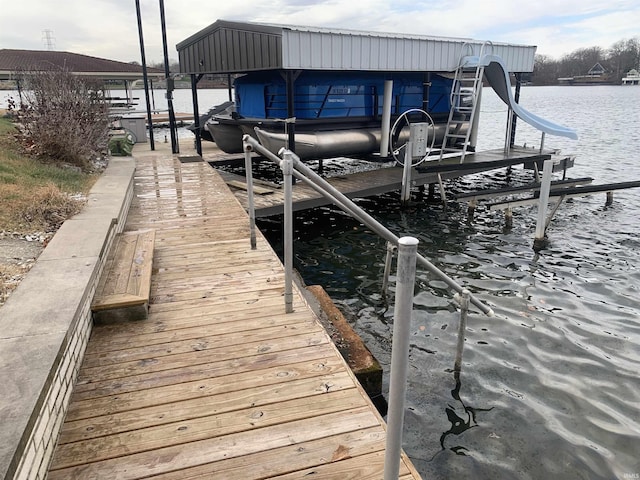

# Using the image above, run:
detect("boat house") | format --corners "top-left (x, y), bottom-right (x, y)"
top-left (176, 20), bottom-right (550, 157)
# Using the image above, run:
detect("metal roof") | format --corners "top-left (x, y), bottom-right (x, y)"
top-left (0, 49), bottom-right (164, 81)
top-left (177, 20), bottom-right (537, 75)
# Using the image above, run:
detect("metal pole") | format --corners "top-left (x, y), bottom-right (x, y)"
top-left (384, 236), bottom-right (419, 480)
top-left (244, 141), bottom-right (257, 250)
top-left (150, 78), bottom-right (156, 111)
top-left (504, 109), bottom-right (513, 154)
top-left (534, 158), bottom-right (555, 250)
top-left (135, 0), bottom-right (155, 150)
top-left (159, 0), bottom-right (179, 154)
top-left (281, 151), bottom-right (295, 313)
top-left (469, 84), bottom-right (481, 151)
top-left (191, 74), bottom-right (202, 155)
top-left (510, 73), bottom-right (521, 148)
top-left (382, 242), bottom-right (396, 296)
top-left (401, 141), bottom-right (413, 206)
top-left (286, 71), bottom-right (296, 153)
top-left (454, 289), bottom-right (470, 372)
top-left (380, 79), bottom-right (393, 157)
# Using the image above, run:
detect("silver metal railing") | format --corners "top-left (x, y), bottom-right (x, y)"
top-left (383, 236), bottom-right (419, 479)
top-left (243, 136), bottom-right (494, 316)
top-left (242, 135), bottom-right (493, 478)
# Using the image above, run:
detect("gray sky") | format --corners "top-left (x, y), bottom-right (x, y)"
top-left (1, 0), bottom-right (638, 64)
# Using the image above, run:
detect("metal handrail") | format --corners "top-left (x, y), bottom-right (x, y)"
top-left (243, 135), bottom-right (491, 479)
top-left (242, 135), bottom-right (494, 317)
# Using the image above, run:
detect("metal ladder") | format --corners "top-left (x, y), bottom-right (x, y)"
top-left (439, 42), bottom-right (491, 163)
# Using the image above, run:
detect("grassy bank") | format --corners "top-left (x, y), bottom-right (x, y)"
top-left (1, 115), bottom-right (100, 306)
top-left (0, 117), bottom-right (97, 233)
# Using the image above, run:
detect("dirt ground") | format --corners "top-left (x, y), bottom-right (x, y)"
top-left (0, 233), bottom-right (48, 307)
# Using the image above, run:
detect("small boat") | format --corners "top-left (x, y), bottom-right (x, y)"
top-left (186, 100), bottom-right (234, 142)
top-left (202, 70), bottom-right (459, 158)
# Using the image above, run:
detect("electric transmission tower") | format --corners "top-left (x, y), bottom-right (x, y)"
top-left (42, 30), bottom-right (56, 50)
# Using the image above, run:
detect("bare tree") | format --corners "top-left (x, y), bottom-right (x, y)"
top-left (9, 68), bottom-right (111, 171)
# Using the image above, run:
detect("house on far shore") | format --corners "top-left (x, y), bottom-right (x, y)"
top-left (622, 68), bottom-right (640, 85)
top-left (558, 62), bottom-right (614, 85)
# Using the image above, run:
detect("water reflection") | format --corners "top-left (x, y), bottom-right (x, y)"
top-left (440, 369), bottom-right (495, 455)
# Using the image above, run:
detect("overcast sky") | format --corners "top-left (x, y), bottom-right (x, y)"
top-left (1, 0), bottom-right (638, 65)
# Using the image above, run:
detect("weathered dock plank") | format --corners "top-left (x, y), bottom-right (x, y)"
top-left (48, 148), bottom-right (421, 479)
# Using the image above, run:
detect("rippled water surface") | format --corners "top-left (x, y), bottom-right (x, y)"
top-left (257, 86), bottom-right (640, 479)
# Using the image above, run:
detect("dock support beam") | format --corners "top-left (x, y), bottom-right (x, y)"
top-left (401, 141), bottom-right (413, 206)
top-left (282, 151), bottom-right (295, 313)
top-left (534, 158), bottom-right (556, 251)
top-left (606, 191), bottom-right (614, 206)
top-left (469, 84), bottom-right (482, 151)
top-left (467, 197), bottom-right (477, 221)
top-left (510, 73), bottom-right (521, 148)
top-left (384, 236), bottom-right (418, 480)
top-left (381, 242), bottom-right (396, 298)
top-left (190, 74), bottom-right (202, 156)
top-left (243, 142), bottom-right (257, 250)
top-left (454, 289), bottom-right (470, 372)
top-left (504, 206), bottom-right (513, 230)
top-left (380, 80), bottom-right (393, 158)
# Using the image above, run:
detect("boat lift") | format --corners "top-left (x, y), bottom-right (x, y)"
top-left (454, 159), bottom-right (640, 250)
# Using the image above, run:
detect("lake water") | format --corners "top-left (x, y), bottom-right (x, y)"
top-left (253, 85), bottom-right (640, 480)
top-left (3, 85), bottom-right (639, 479)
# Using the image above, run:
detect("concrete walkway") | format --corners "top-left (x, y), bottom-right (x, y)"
top-left (0, 157), bottom-right (135, 480)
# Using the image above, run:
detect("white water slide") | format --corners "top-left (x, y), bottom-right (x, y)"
top-left (478, 54), bottom-right (578, 140)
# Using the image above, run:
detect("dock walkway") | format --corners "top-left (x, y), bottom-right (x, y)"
top-left (47, 146), bottom-right (421, 479)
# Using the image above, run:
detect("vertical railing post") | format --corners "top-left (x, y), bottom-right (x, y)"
top-left (281, 150), bottom-right (294, 313)
top-left (381, 242), bottom-right (396, 297)
top-left (534, 158), bottom-right (555, 251)
top-left (454, 289), bottom-right (470, 372)
top-left (243, 139), bottom-right (257, 250)
top-left (384, 236), bottom-right (419, 480)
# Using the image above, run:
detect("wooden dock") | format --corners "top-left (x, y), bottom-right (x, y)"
top-left (214, 148), bottom-right (564, 217)
top-left (47, 148), bottom-right (421, 479)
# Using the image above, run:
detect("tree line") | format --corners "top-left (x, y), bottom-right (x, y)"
top-left (532, 37), bottom-right (640, 85)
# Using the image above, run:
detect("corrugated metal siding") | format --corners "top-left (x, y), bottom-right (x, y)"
top-left (178, 25), bottom-right (282, 74)
top-left (282, 30), bottom-right (535, 72)
top-left (177, 21), bottom-right (537, 74)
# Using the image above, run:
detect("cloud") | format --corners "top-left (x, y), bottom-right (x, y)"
top-left (0, 0), bottom-right (638, 64)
